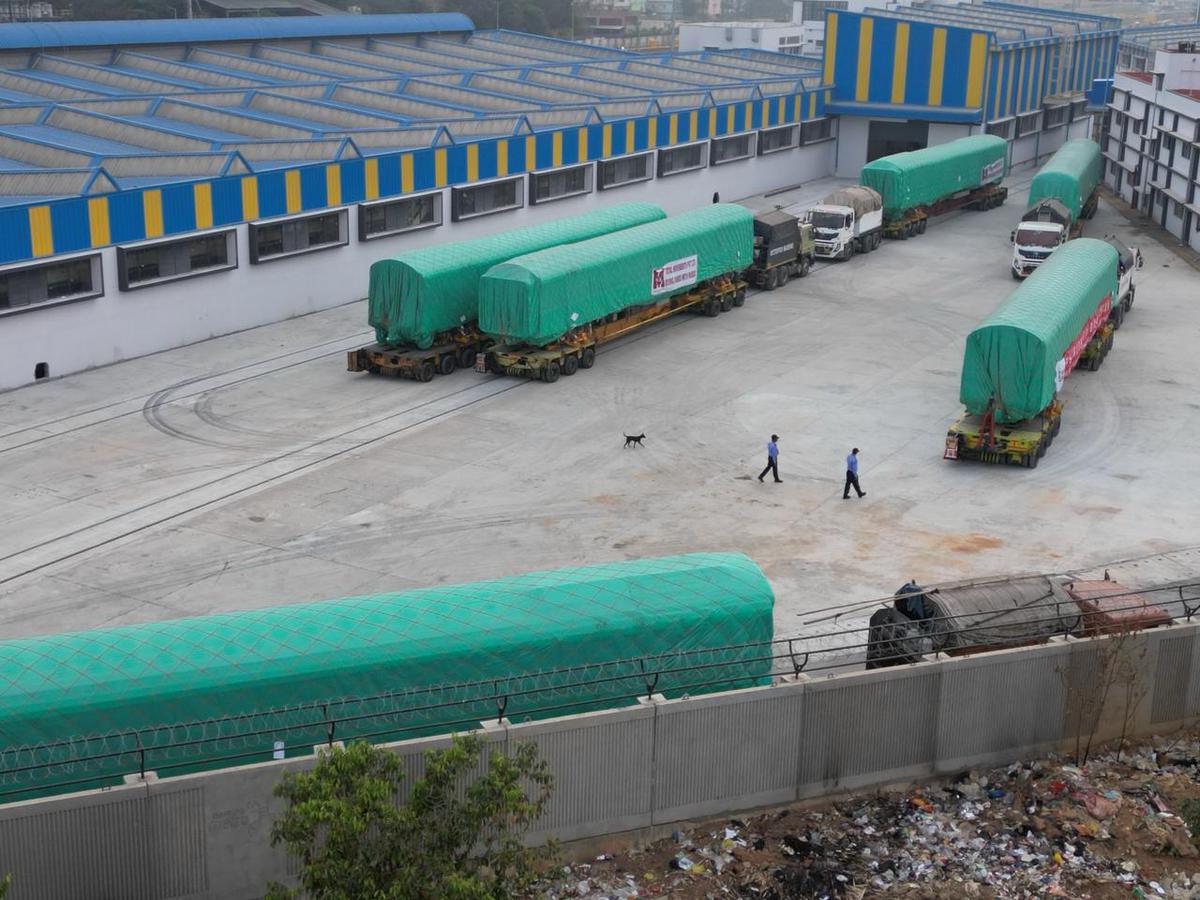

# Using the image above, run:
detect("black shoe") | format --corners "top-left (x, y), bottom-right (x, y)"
top-left (774, 479), bottom-right (783, 483)
top-left (758, 476), bottom-right (764, 482)
top-left (858, 492), bottom-right (866, 498)
top-left (842, 495), bottom-right (849, 500)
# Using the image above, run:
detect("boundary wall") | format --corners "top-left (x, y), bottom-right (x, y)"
top-left (3, 621), bottom-right (1199, 899)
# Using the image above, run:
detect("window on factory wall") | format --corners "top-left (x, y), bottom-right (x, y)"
top-left (0, 254), bottom-right (103, 315)
top-left (250, 209), bottom-right (348, 264)
top-left (800, 117), bottom-right (833, 144)
top-left (530, 164), bottom-right (594, 204)
top-left (657, 141), bottom-right (708, 177)
top-left (451, 176), bottom-right (523, 221)
top-left (1043, 105), bottom-right (1069, 130)
top-left (1182, 142), bottom-right (1193, 162)
top-left (358, 192), bottom-right (442, 241)
top-left (986, 118), bottom-right (1014, 141)
top-left (758, 124), bottom-right (799, 155)
top-left (117, 230), bottom-right (237, 290)
top-left (1016, 111), bottom-right (1042, 138)
top-left (710, 132), bottom-right (757, 165)
top-left (1070, 99), bottom-right (1087, 121)
top-left (598, 151), bottom-right (654, 190)
top-left (1173, 200), bottom-right (1186, 220)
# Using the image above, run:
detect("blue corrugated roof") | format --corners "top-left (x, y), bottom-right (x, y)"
top-left (0, 13), bottom-right (474, 51)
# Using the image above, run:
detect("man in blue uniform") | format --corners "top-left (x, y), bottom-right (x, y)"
top-left (758, 435), bottom-right (781, 483)
top-left (843, 447), bottom-right (865, 499)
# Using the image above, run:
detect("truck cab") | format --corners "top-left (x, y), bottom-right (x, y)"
top-left (1010, 220), bottom-right (1067, 278)
top-left (748, 209), bottom-right (814, 289)
top-left (809, 205), bottom-right (856, 260)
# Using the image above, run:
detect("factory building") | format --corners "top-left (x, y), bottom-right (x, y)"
top-left (0, 15), bottom-right (828, 390)
top-left (1117, 24), bottom-right (1200, 72)
top-left (1101, 44), bottom-right (1200, 252)
top-left (822, 1), bottom-right (1120, 175)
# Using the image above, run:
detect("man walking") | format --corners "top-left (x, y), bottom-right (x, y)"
top-left (843, 447), bottom-right (865, 499)
top-left (758, 434), bottom-right (781, 483)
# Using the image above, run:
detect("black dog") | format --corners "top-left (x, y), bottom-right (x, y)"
top-left (623, 433), bottom-right (646, 448)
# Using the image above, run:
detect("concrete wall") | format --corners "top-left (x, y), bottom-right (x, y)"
top-left (3, 621), bottom-right (1199, 900)
top-left (0, 142), bottom-right (834, 393)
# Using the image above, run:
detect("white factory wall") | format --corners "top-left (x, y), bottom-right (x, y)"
top-left (834, 117), bottom-right (977, 177)
top-left (0, 143), bottom-right (836, 392)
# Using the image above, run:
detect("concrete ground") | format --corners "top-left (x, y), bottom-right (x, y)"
top-left (1, 170), bottom-right (1198, 646)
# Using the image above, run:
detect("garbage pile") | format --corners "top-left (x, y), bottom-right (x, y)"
top-left (533, 736), bottom-right (1200, 899)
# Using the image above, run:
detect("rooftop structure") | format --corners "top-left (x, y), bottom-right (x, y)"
top-left (0, 16), bottom-right (820, 218)
top-left (1118, 24), bottom-right (1200, 72)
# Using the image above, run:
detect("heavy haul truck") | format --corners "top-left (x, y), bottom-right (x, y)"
top-left (747, 209), bottom-right (815, 289)
top-left (860, 134), bottom-right (1009, 240)
top-left (477, 204), bottom-right (753, 382)
top-left (1011, 139), bottom-right (1102, 278)
top-left (944, 238), bottom-right (1123, 468)
top-left (347, 203), bottom-right (665, 381)
top-left (806, 185), bottom-right (884, 260)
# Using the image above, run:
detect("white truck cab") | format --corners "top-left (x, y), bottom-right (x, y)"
top-left (809, 205), bottom-right (857, 259)
top-left (1010, 221), bottom-right (1067, 279)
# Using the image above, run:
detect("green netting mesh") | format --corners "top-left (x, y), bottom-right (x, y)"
top-left (0, 552), bottom-right (773, 799)
top-left (960, 238), bottom-right (1118, 422)
top-left (368, 202), bottom-right (666, 349)
top-left (860, 135), bottom-right (1008, 219)
top-left (1027, 139), bottom-right (1101, 223)
top-left (478, 204), bottom-right (754, 346)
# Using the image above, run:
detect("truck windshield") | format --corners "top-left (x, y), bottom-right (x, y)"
top-left (810, 211), bottom-right (848, 229)
top-left (1016, 227), bottom-right (1060, 248)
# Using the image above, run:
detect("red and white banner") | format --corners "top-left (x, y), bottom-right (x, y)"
top-left (1057, 294), bottom-right (1111, 388)
top-left (651, 255), bottom-right (698, 296)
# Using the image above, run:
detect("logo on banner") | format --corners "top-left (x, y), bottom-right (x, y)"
top-left (651, 255), bottom-right (698, 295)
top-left (981, 159), bottom-right (1004, 182)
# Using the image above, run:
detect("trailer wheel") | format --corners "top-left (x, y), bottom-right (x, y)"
top-left (1127, 286), bottom-right (1135, 309)
top-left (732, 287), bottom-right (747, 307)
top-left (562, 354), bottom-right (580, 376)
top-left (579, 346), bottom-right (596, 369)
top-left (416, 360), bottom-right (436, 383)
top-left (458, 346), bottom-right (477, 368)
top-left (777, 267), bottom-right (790, 287)
top-left (1051, 416), bottom-right (1062, 437)
top-left (703, 296), bottom-right (721, 317)
top-left (1025, 451), bottom-right (1039, 469)
top-left (917, 218), bottom-right (927, 235)
top-left (542, 360), bottom-right (561, 383)
top-left (438, 354), bottom-right (457, 376)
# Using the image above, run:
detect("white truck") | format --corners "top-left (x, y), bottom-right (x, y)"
top-left (1105, 236), bottom-right (1143, 331)
top-left (807, 186), bottom-right (884, 261)
top-left (1010, 198), bottom-right (1080, 279)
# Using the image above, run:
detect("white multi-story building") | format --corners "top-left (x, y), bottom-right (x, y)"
top-left (1102, 45), bottom-right (1200, 252)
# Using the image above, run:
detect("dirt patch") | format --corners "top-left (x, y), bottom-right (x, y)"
top-left (923, 533), bottom-right (1004, 555)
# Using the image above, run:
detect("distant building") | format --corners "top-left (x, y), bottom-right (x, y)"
top-left (0, 1), bottom-right (55, 21)
top-left (1118, 24), bottom-right (1200, 72)
top-left (1101, 45), bottom-right (1200, 251)
top-left (822, 2), bottom-right (1120, 176)
top-left (678, 21), bottom-right (809, 55)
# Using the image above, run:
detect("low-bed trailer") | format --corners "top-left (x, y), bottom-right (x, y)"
top-left (478, 275), bottom-right (747, 383)
top-left (944, 319), bottom-right (1114, 469)
top-left (883, 183), bottom-right (1009, 240)
top-left (347, 328), bottom-right (490, 382)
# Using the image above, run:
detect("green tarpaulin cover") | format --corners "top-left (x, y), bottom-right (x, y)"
top-left (478, 203), bottom-right (754, 346)
top-left (960, 238), bottom-right (1118, 423)
top-left (368, 202), bottom-right (666, 348)
top-left (1027, 139), bottom-right (1101, 224)
top-left (0, 552), bottom-right (773, 798)
top-left (861, 135), bottom-right (1008, 219)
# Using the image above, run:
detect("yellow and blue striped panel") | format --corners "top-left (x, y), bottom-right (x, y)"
top-left (1, 89), bottom-right (822, 266)
top-left (825, 11), bottom-right (990, 109)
